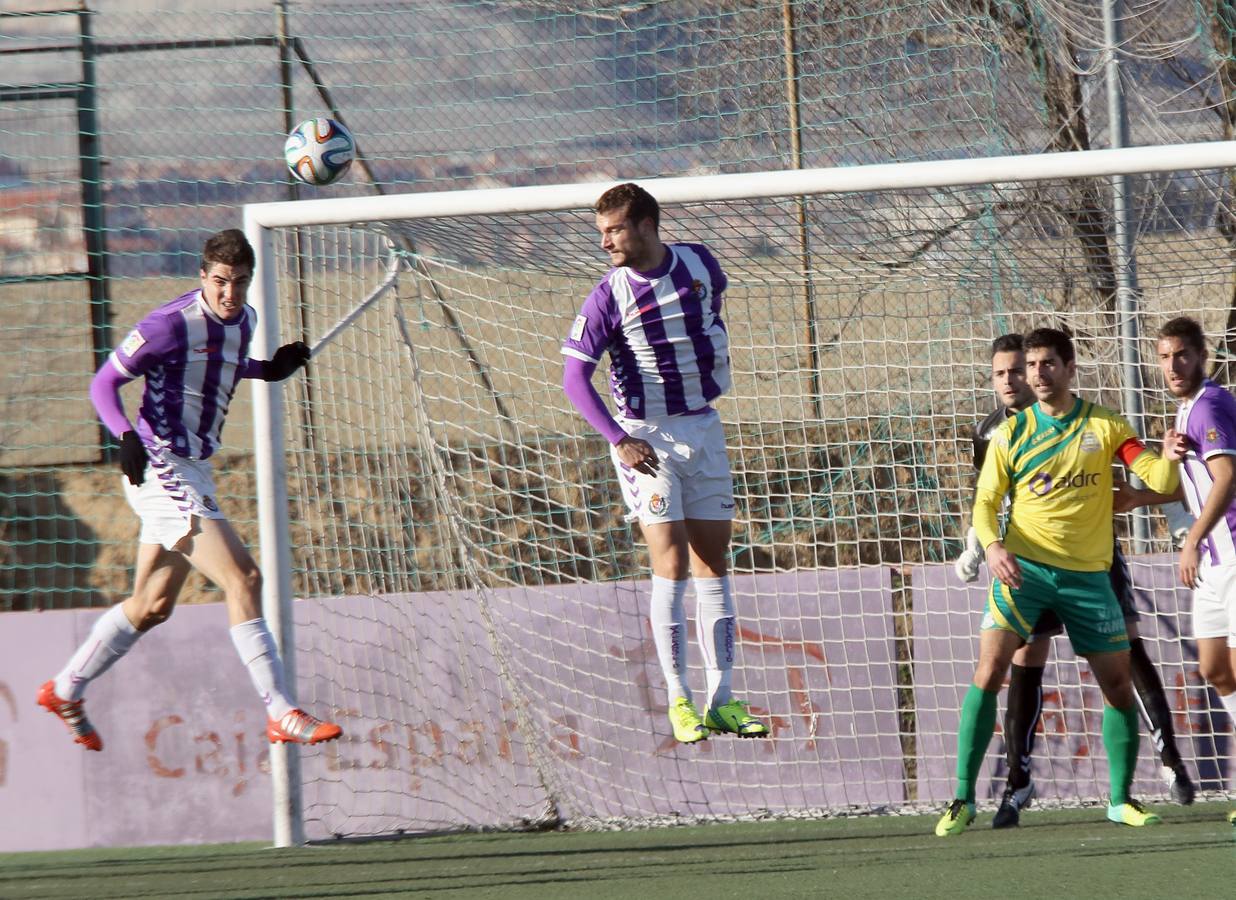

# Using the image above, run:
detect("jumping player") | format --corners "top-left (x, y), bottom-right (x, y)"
top-left (562, 183), bottom-right (768, 744)
top-left (37, 229), bottom-right (341, 751)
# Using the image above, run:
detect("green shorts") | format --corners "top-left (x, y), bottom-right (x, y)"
top-left (984, 556), bottom-right (1130, 655)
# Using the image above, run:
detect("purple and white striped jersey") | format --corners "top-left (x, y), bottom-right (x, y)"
top-left (109, 289), bottom-right (256, 460)
top-left (1175, 379), bottom-right (1236, 565)
top-left (561, 242), bottom-right (730, 419)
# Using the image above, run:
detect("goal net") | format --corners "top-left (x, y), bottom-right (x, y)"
top-left (245, 142), bottom-right (1236, 842)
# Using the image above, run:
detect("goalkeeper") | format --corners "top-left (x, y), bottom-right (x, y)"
top-left (952, 334), bottom-right (1195, 828)
top-left (37, 229), bottom-right (341, 752)
top-left (937, 327), bottom-right (1183, 836)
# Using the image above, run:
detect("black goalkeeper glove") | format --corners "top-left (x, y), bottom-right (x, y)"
top-left (119, 430), bottom-right (147, 486)
top-left (264, 341), bottom-right (311, 381)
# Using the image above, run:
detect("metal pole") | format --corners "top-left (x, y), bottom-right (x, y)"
top-left (245, 212), bottom-right (303, 848)
top-left (276, 0), bottom-right (318, 447)
top-left (1103, 0), bottom-right (1151, 552)
top-left (782, 0), bottom-right (822, 422)
top-left (77, 2), bottom-right (114, 459)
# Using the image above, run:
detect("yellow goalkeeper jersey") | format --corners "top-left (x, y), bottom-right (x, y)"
top-left (972, 396), bottom-right (1179, 572)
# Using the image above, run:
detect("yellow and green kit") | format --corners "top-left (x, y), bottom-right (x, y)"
top-left (972, 397), bottom-right (1178, 652)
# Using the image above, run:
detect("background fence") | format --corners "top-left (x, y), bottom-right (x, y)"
top-left (3, 0), bottom-right (1236, 605)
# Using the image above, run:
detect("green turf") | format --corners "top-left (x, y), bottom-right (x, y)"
top-left (1, 803), bottom-right (1232, 899)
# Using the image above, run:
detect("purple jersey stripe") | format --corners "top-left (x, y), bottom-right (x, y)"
top-left (672, 262), bottom-right (721, 402)
top-left (631, 281), bottom-right (688, 415)
top-left (609, 330), bottom-right (644, 417)
top-left (162, 312), bottom-right (191, 456)
top-left (195, 315), bottom-right (227, 457)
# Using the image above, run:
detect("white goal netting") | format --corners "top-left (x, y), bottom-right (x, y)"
top-left (254, 151), bottom-right (1236, 839)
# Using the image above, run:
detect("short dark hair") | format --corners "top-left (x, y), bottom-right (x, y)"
top-left (991, 333), bottom-right (1024, 357)
top-left (1023, 326), bottom-right (1074, 364)
top-left (1157, 316), bottom-right (1206, 353)
top-left (595, 182), bottom-right (660, 229)
top-left (201, 228), bottom-right (255, 273)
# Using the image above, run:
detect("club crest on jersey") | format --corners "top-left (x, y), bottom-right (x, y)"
top-left (202, 495), bottom-right (218, 512)
top-left (1080, 431), bottom-right (1100, 452)
top-left (688, 279), bottom-right (705, 301)
top-left (120, 329), bottom-right (146, 357)
top-left (1207, 427), bottom-right (1220, 444)
top-left (648, 493), bottom-right (668, 515)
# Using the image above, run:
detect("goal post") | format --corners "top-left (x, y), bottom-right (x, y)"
top-left (244, 141), bottom-right (1236, 846)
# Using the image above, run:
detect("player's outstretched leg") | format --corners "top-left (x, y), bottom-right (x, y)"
top-left (1128, 638), bottom-right (1195, 805)
top-left (267, 708), bottom-right (342, 745)
top-left (37, 680), bottom-right (103, 751)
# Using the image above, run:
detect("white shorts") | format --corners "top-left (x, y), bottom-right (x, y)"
top-left (122, 450), bottom-right (226, 550)
top-left (610, 410), bottom-right (734, 526)
top-left (1191, 558), bottom-right (1236, 647)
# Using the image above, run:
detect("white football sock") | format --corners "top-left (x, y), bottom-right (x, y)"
top-left (54, 604), bottom-right (141, 701)
top-left (1219, 690), bottom-right (1236, 723)
top-left (649, 575), bottom-right (691, 704)
top-left (694, 575), bottom-right (735, 711)
top-left (230, 618), bottom-right (294, 719)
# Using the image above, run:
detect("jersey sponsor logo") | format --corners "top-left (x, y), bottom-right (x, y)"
top-left (1027, 470), bottom-right (1100, 496)
top-left (1207, 427), bottom-right (1220, 443)
top-left (120, 329), bottom-right (146, 357)
top-left (570, 315), bottom-right (587, 341)
top-left (648, 493), bottom-right (668, 516)
top-left (1080, 431), bottom-right (1100, 452)
top-left (623, 300), bottom-right (661, 323)
top-left (194, 344), bottom-right (222, 355)
top-left (1028, 471), bottom-right (1053, 496)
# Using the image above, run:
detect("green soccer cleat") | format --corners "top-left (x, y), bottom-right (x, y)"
top-left (667, 697), bottom-right (709, 743)
top-left (705, 699), bottom-right (769, 737)
top-left (935, 799), bottom-right (976, 837)
top-left (1106, 799), bottom-right (1161, 827)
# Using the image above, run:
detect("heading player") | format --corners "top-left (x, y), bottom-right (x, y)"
top-left (1156, 316), bottom-right (1236, 826)
top-left (936, 327), bottom-right (1181, 835)
top-left (954, 334), bottom-right (1194, 828)
top-left (562, 183), bottom-right (768, 744)
top-left (37, 229), bottom-right (342, 751)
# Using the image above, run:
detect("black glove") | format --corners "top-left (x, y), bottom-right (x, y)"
top-left (119, 431), bottom-right (147, 486)
top-left (264, 341), bottom-right (311, 381)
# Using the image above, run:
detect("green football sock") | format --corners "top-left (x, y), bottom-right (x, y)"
top-left (956, 684), bottom-right (999, 804)
top-left (1103, 704), bottom-right (1140, 806)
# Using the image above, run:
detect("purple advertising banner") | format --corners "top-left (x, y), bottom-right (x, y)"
top-left (1, 566), bottom-right (904, 850)
top-left (910, 553), bottom-right (1229, 805)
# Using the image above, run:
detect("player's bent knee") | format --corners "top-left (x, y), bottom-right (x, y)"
top-left (134, 606), bottom-right (173, 631)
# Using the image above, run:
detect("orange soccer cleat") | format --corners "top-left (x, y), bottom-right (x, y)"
top-left (37, 680), bottom-right (103, 751)
top-left (267, 708), bottom-right (342, 745)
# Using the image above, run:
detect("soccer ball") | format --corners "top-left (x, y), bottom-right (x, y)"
top-left (283, 117), bottom-right (356, 186)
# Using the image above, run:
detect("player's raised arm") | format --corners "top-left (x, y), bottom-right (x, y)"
top-left (1115, 429), bottom-right (1180, 495)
